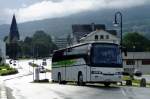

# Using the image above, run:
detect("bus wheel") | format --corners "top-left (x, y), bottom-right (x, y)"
top-left (58, 73), bottom-right (62, 84)
top-left (104, 82), bottom-right (110, 87)
top-left (78, 73), bottom-right (84, 86)
top-left (62, 81), bottom-right (67, 84)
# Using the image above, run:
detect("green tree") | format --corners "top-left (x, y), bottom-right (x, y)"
top-left (31, 30), bottom-right (57, 58)
top-left (123, 32), bottom-right (150, 52)
top-left (22, 37), bottom-right (33, 57)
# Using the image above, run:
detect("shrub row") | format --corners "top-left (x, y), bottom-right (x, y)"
top-left (0, 68), bottom-right (18, 76)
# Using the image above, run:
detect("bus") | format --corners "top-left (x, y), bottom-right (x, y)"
top-left (52, 42), bottom-right (123, 86)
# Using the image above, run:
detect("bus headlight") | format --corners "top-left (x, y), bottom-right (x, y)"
top-left (91, 71), bottom-right (102, 74)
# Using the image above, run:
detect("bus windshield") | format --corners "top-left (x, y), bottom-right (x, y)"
top-left (91, 44), bottom-right (122, 67)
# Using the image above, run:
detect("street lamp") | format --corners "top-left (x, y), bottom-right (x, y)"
top-left (114, 11), bottom-right (123, 46)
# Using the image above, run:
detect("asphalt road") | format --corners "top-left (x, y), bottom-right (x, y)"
top-left (1, 59), bottom-right (150, 99)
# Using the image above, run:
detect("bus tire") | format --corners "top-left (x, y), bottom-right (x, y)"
top-left (77, 73), bottom-right (85, 86)
top-left (62, 81), bottom-right (67, 84)
top-left (104, 82), bottom-right (110, 87)
top-left (58, 73), bottom-right (62, 84)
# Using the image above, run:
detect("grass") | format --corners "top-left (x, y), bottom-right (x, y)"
top-left (0, 64), bottom-right (18, 76)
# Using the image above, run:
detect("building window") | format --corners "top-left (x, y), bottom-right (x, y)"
top-left (126, 60), bottom-right (135, 65)
top-left (142, 59), bottom-right (150, 65)
top-left (95, 35), bottom-right (98, 40)
top-left (100, 35), bottom-right (104, 39)
top-left (106, 35), bottom-right (109, 39)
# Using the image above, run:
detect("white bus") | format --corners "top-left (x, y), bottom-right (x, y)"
top-left (52, 42), bottom-right (123, 86)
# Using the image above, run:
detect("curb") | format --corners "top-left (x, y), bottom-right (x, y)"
top-left (0, 82), bottom-right (7, 99)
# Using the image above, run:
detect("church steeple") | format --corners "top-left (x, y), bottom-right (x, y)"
top-left (9, 14), bottom-right (20, 43)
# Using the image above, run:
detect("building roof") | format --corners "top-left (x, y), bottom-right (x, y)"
top-left (72, 24), bottom-right (105, 42)
top-left (9, 15), bottom-right (20, 42)
top-left (106, 30), bottom-right (117, 36)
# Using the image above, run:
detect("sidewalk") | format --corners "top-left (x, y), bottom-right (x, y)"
top-left (0, 80), bottom-right (7, 99)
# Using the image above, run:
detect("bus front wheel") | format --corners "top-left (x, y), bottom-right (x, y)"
top-left (104, 82), bottom-right (110, 87)
top-left (77, 73), bottom-right (85, 86)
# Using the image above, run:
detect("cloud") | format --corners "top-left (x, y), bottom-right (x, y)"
top-left (5, 0), bottom-right (150, 23)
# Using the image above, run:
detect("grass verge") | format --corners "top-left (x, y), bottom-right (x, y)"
top-left (123, 76), bottom-right (150, 87)
top-left (0, 64), bottom-right (18, 76)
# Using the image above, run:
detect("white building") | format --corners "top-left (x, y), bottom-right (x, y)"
top-left (79, 29), bottom-right (120, 44)
top-left (123, 52), bottom-right (150, 74)
top-left (0, 40), bottom-right (6, 64)
top-left (72, 24), bottom-right (106, 44)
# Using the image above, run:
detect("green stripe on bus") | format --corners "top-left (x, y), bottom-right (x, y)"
top-left (52, 60), bottom-right (75, 67)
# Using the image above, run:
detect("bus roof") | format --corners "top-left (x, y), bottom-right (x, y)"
top-left (53, 42), bottom-right (119, 53)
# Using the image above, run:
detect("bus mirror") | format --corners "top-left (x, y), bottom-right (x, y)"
top-left (122, 47), bottom-right (127, 56)
top-left (85, 56), bottom-right (90, 66)
top-left (67, 48), bottom-right (72, 52)
top-left (124, 51), bottom-right (127, 56)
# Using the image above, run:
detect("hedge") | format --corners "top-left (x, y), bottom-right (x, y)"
top-left (0, 64), bottom-right (18, 76)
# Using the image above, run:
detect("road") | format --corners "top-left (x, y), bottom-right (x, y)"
top-left (1, 59), bottom-right (150, 99)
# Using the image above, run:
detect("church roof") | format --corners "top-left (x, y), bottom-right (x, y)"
top-left (9, 14), bottom-right (20, 42)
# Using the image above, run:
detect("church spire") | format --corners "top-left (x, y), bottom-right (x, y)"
top-left (9, 14), bottom-right (20, 43)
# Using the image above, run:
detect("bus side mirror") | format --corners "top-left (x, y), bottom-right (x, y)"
top-left (121, 47), bottom-right (127, 56)
top-left (124, 51), bottom-right (127, 56)
top-left (67, 48), bottom-right (72, 52)
top-left (84, 56), bottom-right (91, 66)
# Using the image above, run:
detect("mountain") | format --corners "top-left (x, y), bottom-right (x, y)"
top-left (0, 4), bottom-right (150, 40)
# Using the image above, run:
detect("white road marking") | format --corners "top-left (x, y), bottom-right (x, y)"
top-left (121, 88), bottom-right (127, 96)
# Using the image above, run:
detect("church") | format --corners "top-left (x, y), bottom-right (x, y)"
top-left (5, 14), bottom-right (20, 59)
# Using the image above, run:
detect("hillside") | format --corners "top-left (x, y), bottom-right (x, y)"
top-left (0, 4), bottom-right (150, 40)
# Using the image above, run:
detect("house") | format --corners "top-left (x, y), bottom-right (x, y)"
top-left (79, 29), bottom-right (120, 44)
top-left (72, 23), bottom-right (119, 44)
top-left (122, 52), bottom-right (150, 74)
top-left (72, 23), bottom-right (106, 44)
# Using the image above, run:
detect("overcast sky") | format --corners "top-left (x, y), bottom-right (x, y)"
top-left (0, 0), bottom-right (150, 24)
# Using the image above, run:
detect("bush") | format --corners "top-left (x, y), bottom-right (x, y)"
top-left (0, 64), bottom-right (18, 76)
top-left (0, 68), bottom-right (18, 76)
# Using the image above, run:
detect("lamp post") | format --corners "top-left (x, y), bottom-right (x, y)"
top-left (114, 11), bottom-right (123, 46)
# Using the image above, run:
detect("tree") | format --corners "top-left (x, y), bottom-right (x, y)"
top-left (21, 30), bottom-right (57, 58)
top-left (21, 37), bottom-right (32, 57)
top-left (123, 32), bottom-right (150, 52)
top-left (3, 36), bottom-right (8, 42)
